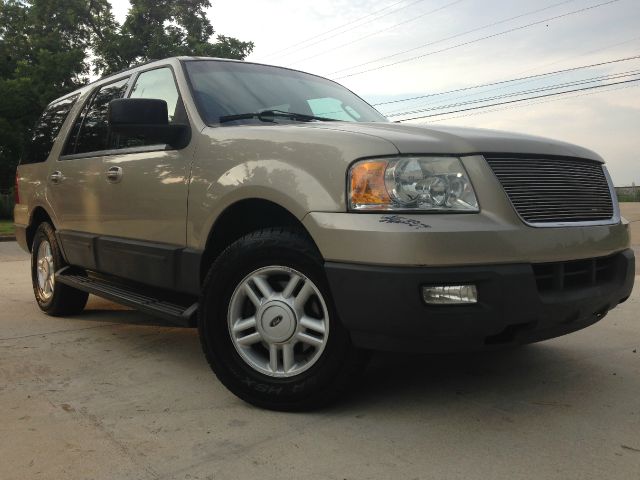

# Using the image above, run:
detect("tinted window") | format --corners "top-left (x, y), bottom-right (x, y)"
top-left (22, 95), bottom-right (78, 164)
top-left (184, 61), bottom-right (387, 124)
top-left (68, 78), bottom-right (129, 155)
top-left (112, 68), bottom-right (182, 149)
top-left (130, 68), bottom-right (179, 121)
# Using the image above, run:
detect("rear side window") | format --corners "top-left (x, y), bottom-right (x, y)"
top-left (21, 95), bottom-right (78, 164)
top-left (64, 78), bottom-right (129, 156)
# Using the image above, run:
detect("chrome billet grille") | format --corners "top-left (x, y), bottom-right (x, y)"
top-left (485, 156), bottom-right (614, 224)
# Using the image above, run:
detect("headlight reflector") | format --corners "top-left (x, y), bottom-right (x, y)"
top-left (349, 157), bottom-right (479, 211)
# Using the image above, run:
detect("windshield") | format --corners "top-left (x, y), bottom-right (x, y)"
top-left (184, 60), bottom-right (388, 125)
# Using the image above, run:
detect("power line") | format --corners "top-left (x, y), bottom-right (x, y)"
top-left (379, 35), bottom-right (640, 117)
top-left (387, 69), bottom-right (640, 117)
top-left (395, 77), bottom-right (640, 121)
top-left (425, 82), bottom-right (640, 123)
top-left (373, 54), bottom-right (640, 107)
top-left (287, 0), bottom-right (466, 66)
top-left (381, 47), bottom-right (640, 116)
top-left (256, 0), bottom-right (428, 61)
top-left (389, 71), bottom-right (640, 118)
top-left (328, 0), bottom-right (578, 77)
top-left (332, 0), bottom-right (620, 79)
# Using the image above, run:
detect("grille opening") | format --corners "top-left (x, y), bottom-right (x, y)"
top-left (485, 156), bottom-right (614, 225)
top-left (533, 255), bottom-right (617, 293)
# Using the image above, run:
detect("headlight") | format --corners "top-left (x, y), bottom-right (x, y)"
top-left (349, 157), bottom-right (479, 212)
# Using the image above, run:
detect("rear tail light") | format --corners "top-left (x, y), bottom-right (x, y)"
top-left (14, 171), bottom-right (20, 204)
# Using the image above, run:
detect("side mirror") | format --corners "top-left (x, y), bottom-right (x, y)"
top-left (108, 98), bottom-right (190, 149)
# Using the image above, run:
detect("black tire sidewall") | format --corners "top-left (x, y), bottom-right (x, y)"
top-left (199, 230), bottom-right (354, 410)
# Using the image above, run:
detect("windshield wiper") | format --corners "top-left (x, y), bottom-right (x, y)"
top-left (219, 109), bottom-right (339, 124)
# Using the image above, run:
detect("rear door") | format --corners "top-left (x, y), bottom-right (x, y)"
top-left (48, 77), bottom-right (130, 235)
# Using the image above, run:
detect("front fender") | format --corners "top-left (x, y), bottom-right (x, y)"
top-left (188, 159), bottom-right (339, 249)
top-left (187, 124), bottom-right (398, 249)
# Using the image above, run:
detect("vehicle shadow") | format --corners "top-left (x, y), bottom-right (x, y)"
top-left (335, 344), bottom-right (592, 413)
top-left (68, 298), bottom-right (598, 413)
top-left (72, 295), bottom-right (189, 328)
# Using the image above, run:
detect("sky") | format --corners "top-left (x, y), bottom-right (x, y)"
top-left (109, 0), bottom-right (640, 185)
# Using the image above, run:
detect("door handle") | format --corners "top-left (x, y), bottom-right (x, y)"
top-left (50, 171), bottom-right (63, 184)
top-left (106, 166), bottom-right (123, 183)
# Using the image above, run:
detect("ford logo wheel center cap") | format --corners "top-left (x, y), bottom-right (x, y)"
top-left (257, 301), bottom-right (297, 343)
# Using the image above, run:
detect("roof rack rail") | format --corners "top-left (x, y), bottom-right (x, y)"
top-left (85, 58), bottom-right (160, 87)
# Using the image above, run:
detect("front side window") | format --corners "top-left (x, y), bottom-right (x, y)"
top-left (66, 78), bottom-right (129, 155)
top-left (22, 95), bottom-right (78, 164)
top-left (130, 67), bottom-right (179, 121)
top-left (184, 60), bottom-right (387, 125)
top-left (111, 67), bottom-right (183, 150)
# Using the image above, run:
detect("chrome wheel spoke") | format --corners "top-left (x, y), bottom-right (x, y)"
top-left (243, 283), bottom-right (261, 308)
top-left (296, 332), bottom-right (323, 348)
top-left (46, 276), bottom-right (54, 294)
top-left (282, 343), bottom-right (294, 372)
top-left (300, 316), bottom-right (326, 334)
top-left (281, 273), bottom-right (301, 298)
top-left (269, 344), bottom-right (279, 372)
top-left (293, 281), bottom-right (314, 312)
top-left (253, 275), bottom-right (274, 299)
top-left (232, 316), bottom-right (256, 333)
top-left (236, 331), bottom-right (262, 346)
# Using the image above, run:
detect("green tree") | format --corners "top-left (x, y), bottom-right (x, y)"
top-left (0, 0), bottom-right (253, 191)
top-left (93, 0), bottom-right (254, 74)
top-left (0, 0), bottom-right (98, 189)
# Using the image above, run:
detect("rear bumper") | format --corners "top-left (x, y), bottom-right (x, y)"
top-left (325, 249), bottom-right (635, 352)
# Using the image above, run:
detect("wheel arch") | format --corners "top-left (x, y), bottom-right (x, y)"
top-left (199, 198), bottom-right (321, 285)
top-left (26, 206), bottom-right (55, 252)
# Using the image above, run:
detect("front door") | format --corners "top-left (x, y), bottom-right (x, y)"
top-left (93, 66), bottom-right (196, 290)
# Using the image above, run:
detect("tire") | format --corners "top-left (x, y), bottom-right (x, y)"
top-left (31, 222), bottom-right (88, 316)
top-left (198, 227), bottom-right (368, 411)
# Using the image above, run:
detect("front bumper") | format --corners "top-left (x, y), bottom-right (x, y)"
top-left (325, 249), bottom-right (635, 352)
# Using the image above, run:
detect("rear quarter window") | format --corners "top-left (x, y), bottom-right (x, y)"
top-left (21, 95), bottom-right (79, 164)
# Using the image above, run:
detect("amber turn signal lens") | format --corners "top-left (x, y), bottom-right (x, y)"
top-left (350, 160), bottom-right (390, 207)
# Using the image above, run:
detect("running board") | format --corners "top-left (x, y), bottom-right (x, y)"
top-left (55, 267), bottom-right (198, 327)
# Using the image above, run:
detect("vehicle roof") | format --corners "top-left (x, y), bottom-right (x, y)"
top-left (48, 56), bottom-right (246, 106)
top-left (46, 56), bottom-right (360, 114)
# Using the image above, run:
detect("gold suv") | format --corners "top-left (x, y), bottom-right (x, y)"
top-left (14, 57), bottom-right (635, 410)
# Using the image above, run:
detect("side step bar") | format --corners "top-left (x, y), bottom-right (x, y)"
top-left (56, 267), bottom-right (198, 327)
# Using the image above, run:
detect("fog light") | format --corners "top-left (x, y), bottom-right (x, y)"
top-left (422, 285), bottom-right (478, 305)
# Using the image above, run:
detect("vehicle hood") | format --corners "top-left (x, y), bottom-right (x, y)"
top-left (304, 122), bottom-right (603, 162)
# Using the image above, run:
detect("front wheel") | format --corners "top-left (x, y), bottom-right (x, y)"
top-left (198, 228), bottom-right (368, 411)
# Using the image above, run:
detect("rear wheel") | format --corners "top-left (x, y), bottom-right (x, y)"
top-left (198, 228), bottom-right (368, 411)
top-left (31, 222), bottom-right (88, 316)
